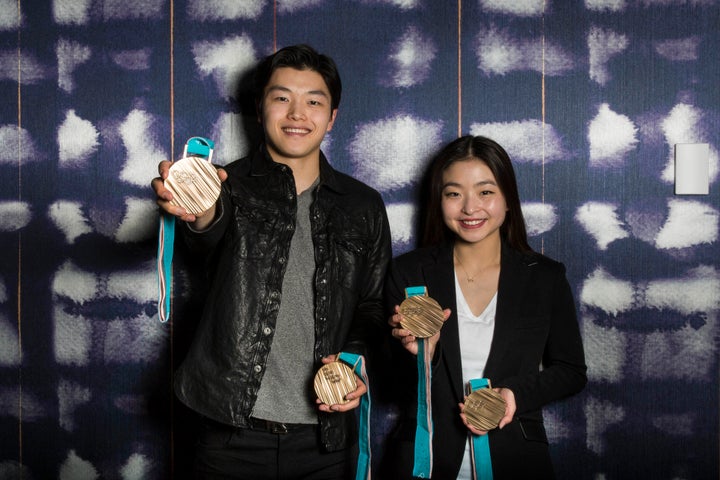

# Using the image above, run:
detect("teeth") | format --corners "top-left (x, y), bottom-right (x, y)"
top-left (284, 128), bottom-right (307, 134)
top-left (463, 220), bottom-right (483, 226)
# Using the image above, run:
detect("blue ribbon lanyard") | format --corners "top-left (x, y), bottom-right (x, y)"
top-left (467, 378), bottom-right (494, 480)
top-left (156, 137), bottom-right (214, 323)
top-left (404, 286), bottom-right (433, 479)
top-left (337, 352), bottom-right (372, 480)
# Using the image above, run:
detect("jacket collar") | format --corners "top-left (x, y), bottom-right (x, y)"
top-left (248, 144), bottom-right (347, 195)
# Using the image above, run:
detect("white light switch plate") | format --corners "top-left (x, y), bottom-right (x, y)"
top-left (675, 143), bottom-right (709, 195)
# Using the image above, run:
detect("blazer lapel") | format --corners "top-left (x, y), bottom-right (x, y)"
top-left (423, 245), bottom-right (465, 403)
top-left (483, 245), bottom-right (530, 380)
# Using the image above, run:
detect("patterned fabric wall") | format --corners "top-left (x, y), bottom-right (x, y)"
top-left (1, 1), bottom-right (718, 478)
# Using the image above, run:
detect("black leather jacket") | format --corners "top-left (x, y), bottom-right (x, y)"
top-left (174, 147), bottom-right (392, 451)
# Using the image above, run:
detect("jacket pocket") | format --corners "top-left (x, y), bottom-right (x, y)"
top-left (332, 234), bottom-right (368, 289)
top-left (230, 195), bottom-right (280, 259)
top-left (518, 417), bottom-right (549, 444)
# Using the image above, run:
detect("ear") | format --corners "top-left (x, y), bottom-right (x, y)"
top-left (326, 109), bottom-right (338, 132)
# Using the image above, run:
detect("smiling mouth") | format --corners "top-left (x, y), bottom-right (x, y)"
top-left (461, 219), bottom-right (486, 226)
top-left (283, 127), bottom-right (310, 134)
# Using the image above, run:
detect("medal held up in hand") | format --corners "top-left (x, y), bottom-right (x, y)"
top-left (314, 360), bottom-right (357, 405)
top-left (164, 137), bottom-right (221, 215)
top-left (157, 137), bottom-right (217, 323)
top-left (464, 379), bottom-right (506, 431)
top-left (399, 287), bottom-right (444, 338)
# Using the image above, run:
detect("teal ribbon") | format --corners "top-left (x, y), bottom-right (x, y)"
top-left (468, 378), bottom-right (494, 480)
top-left (337, 352), bottom-right (371, 480)
top-left (184, 136), bottom-right (215, 160)
top-left (156, 213), bottom-right (175, 323)
top-left (156, 137), bottom-right (214, 323)
top-left (405, 286), bottom-right (433, 478)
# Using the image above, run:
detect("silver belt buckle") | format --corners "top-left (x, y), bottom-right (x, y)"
top-left (267, 420), bottom-right (289, 434)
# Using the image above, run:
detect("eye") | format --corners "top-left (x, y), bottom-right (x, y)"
top-left (443, 190), bottom-right (460, 198)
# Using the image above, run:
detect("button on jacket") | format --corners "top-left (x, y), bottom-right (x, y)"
top-left (173, 146), bottom-right (392, 452)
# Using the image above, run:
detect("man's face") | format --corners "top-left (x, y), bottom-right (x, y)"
top-left (260, 67), bottom-right (337, 166)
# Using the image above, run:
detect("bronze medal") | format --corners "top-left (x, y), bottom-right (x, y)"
top-left (165, 156), bottom-right (221, 215)
top-left (399, 295), bottom-right (444, 338)
top-left (463, 387), bottom-right (506, 431)
top-left (314, 361), bottom-right (357, 406)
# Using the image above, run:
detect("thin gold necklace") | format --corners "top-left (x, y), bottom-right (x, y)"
top-left (454, 252), bottom-right (476, 283)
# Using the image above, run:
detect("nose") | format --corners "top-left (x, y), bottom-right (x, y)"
top-left (462, 195), bottom-right (486, 215)
top-left (288, 102), bottom-right (306, 121)
top-left (462, 199), bottom-right (477, 215)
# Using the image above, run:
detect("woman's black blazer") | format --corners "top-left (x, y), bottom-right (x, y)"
top-left (379, 242), bottom-right (587, 479)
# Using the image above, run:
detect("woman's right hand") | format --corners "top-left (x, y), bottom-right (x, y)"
top-left (389, 305), bottom-right (450, 357)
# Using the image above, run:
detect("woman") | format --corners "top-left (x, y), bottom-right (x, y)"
top-left (381, 135), bottom-right (587, 479)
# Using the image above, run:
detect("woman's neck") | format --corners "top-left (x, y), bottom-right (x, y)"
top-left (453, 237), bottom-right (501, 271)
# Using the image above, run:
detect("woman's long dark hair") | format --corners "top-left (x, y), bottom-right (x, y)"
top-left (420, 135), bottom-right (533, 253)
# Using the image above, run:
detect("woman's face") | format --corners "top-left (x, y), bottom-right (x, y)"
top-left (440, 158), bottom-right (507, 246)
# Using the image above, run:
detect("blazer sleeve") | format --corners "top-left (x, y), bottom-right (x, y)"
top-left (498, 261), bottom-right (588, 415)
top-left (376, 252), bottom-right (430, 404)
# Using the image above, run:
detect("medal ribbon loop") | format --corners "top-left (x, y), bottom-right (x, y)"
top-left (157, 213), bottom-right (175, 323)
top-left (156, 137), bottom-right (214, 323)
top-left (468, 378), bottom-right (495, 480)
top-left (405, 286), bottom-right (433, 479)
top-left (337, 352), bottom-right (372, 480)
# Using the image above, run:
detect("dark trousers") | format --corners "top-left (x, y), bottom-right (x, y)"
top-left (194, 418), bottom-right (358, 480)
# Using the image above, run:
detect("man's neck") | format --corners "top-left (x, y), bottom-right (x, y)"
top-left (272, 154), bottom-right (321, 194)
top-left (291, 160), bottom-right (320, 194)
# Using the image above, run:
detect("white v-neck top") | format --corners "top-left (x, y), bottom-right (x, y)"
top-left (455, 271), bottom-right (497, 480)
top-left (455, 271), bottom-right (497, 385)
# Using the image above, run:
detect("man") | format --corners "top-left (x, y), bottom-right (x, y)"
top-left (151, 44), bottom-right (392, 479)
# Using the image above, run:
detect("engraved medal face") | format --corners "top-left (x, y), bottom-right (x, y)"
top-left (314, 361), bottom-right (357, 406)
top-left (463, 388), bottom-right (506, 431)
top-left (165, 156), bottom-right (221, 215)
top-left (398, 295), bottom-right (444, 338)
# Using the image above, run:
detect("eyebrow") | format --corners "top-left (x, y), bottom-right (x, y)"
top-left (266, 85), bottom-right (330, 98)
top-left (443, 179), bottom-right (498, 188)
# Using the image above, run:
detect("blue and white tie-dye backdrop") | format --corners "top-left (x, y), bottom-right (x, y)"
top-left (1, 1), bottom-right (718, 478)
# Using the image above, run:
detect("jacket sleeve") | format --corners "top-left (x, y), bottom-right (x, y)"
top-left (179, 188), bottom-right (231, 253)
top-left (498, 263), bottom-right (588, 415)
top-left (342, 197), bottom-right (393, 356)
top-left (375, 254), bottom-right (423, 404)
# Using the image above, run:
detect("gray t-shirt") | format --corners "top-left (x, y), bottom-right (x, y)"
top-left (252, 179), bottom-right (318, 424)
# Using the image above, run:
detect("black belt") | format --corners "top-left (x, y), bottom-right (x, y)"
top-left (247, 417), bottom-right (316, 435)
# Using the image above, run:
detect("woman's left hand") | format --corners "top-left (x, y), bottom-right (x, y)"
top-left (459, 387), bottom-right (517, 435)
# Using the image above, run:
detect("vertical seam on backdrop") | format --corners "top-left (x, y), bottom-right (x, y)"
top-left (457, 0), bottom-right (462, 138)
top-left (541, 5), bottom-right (546, 255)
top-left (169, 1), bottom-right (176, 475)
top-left (170, 1), bottom-right (175, 160)
top-left (273, 1), bottom-right (278, 51)
top-left (16, 0), bottom-right (23, 468)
